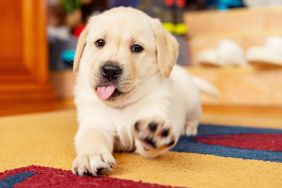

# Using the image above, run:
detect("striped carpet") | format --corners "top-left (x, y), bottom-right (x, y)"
top-left (0, 110), bottom-right (281, 187)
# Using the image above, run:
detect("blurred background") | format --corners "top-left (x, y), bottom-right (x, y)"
top-left (1, 0), bottom-right (282, 116)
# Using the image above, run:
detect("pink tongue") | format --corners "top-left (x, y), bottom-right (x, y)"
top-left (96, 85), bottom-right (116, 100)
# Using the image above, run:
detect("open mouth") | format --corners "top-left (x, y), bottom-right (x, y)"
top-left (96, 84), bottom-right (122, 100)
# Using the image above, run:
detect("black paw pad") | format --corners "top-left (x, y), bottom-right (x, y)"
top-left (148, 122), bottom-right (158, 132)
top-left (143, 137), bottom-right (156, 148)
top-left (161, 129), bottom-right (170, 137)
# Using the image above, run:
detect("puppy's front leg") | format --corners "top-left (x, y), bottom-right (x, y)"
top-left (72, 126), bottom-right (115, 176)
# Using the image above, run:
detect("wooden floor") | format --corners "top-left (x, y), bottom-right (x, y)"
top-left (0, 99), bottom-right (74, 116)
top-left (201, 104), bottom-right (282, 128)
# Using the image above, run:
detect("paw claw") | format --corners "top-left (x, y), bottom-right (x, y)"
top-left (72, 152), bottom-right (115, 176)
top-left (83, 170), bottom-right (92, 176)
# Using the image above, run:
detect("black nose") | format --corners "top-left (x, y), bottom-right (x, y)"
top-left (101, 63), bottom-right (122, 81)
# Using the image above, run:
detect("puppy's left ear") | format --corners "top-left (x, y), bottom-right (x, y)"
top-left (73, 26), bottom-right (88, 73)
top-left (151, 19), bottom-right (179, 78)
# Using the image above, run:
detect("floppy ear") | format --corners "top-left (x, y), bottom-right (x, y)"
top-left (151, 19), bottom-right (179, 78)
top-left (73, 26), bottom-right (88, 73)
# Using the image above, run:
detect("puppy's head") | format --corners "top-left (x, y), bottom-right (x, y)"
top-left (74, 7), bottom-right (179, 107)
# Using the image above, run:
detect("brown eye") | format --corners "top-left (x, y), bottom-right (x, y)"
top-left (95, 39), bottom-right (105, 48)
top-left (131, 44), bottom-right (143, 53)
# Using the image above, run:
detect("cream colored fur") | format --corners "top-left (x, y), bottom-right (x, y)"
top-left (72, 7), bottom-right (218, 176)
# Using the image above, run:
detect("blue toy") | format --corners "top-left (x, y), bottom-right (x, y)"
top-left (207, 0), bottom-right (244, 10)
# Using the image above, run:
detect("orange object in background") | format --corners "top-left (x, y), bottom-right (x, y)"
top-left (0, 0), bottom-right (57, 115)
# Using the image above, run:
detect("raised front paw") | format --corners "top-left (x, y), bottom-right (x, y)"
top-left (133, 117), bottom-right (177, 158)
top-left (72, 152), bottom-right (115, 176)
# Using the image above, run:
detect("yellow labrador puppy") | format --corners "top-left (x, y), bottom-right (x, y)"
top-left (72, 7), bottom-right (218, 176)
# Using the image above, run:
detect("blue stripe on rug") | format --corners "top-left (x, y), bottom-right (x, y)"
top-left (0, 171), bottom-right (34, 188)
top-left (196, 124), bottom-right (282, 136)
top-left (173, 124), bottom-right (282, 162)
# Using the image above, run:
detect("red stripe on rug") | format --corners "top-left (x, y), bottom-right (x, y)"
top-left (195, 134), bottom-right (282, 151)
top-left (0, 166), bottom-right (182, 188)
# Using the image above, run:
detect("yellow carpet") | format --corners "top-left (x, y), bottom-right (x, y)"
top-left (0, 110), bottom-right (281, 187)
